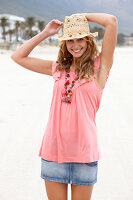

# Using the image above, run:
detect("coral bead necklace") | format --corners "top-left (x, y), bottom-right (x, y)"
top-left (61, 64), bottom-right (79, 103)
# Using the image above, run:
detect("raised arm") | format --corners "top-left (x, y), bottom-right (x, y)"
top-left (84, 13), bottom-right (118, 71)
top-left (11, 20), bottom-right (63, 75)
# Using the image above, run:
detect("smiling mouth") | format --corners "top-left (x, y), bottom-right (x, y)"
top-left (72, 48), bottom-right (83, 53)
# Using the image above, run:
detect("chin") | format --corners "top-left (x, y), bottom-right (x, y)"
top-left (71, 51), bottom-right (83, 57)
top-left (73, 54), bottom-right (83, 58)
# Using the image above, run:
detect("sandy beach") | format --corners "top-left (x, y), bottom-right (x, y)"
top-left (0, 45), bottom-right (133, 200)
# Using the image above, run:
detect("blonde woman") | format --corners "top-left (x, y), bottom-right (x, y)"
top-left (11, 13), bottom-right (117, 200)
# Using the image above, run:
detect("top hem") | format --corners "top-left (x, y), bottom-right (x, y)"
top-left (39, 154), bottom-right (101, 164)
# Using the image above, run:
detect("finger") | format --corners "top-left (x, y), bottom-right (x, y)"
top-left (53, 19), bottom-right (63, 25)
top-left (57, 22), bottom-right (63, 26)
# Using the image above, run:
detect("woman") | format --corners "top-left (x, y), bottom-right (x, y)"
top-left (11, 13), bottom-right (117, 200)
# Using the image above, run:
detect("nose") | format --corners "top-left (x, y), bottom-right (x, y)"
top-left (72, 41), bottom-right (80, 47)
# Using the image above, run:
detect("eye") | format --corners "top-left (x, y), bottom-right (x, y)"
top-left (78, 38), bottom-right (83, 41)
top-left (67, 39), bottom-right (73, 42)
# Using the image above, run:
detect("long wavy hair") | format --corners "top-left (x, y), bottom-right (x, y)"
top-left (56, 36), bottom-right (99, 83)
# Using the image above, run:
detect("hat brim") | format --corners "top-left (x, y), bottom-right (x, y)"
top-left (57, 32), bottom-right (98, 41)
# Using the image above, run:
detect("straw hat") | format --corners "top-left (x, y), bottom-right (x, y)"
top-left (57, 14), bottom-right (98, 41)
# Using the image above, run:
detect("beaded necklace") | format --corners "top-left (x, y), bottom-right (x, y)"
top-left (61, 64), bottom-right (79, 104)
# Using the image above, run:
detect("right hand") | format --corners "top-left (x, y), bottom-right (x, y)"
top-left (43, 19), bottom-right (63, 37)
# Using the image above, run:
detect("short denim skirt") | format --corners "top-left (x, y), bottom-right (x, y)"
top-left (40, 158), bottom-right (98, 186)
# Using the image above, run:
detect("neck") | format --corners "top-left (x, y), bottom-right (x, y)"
top-left (72, 57), bottom-right (77, 65)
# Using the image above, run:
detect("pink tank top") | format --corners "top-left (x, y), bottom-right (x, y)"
top-left (38, 55), bottom-right (109, 163)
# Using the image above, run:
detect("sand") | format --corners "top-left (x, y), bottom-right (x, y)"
top-left (0, 45), bottom-right (133, 200)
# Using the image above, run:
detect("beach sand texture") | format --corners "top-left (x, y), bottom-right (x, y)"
top-left (0, 45), bottom-right (133, 200)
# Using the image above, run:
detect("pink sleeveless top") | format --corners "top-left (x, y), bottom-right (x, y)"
top-left (38, 55), bottom-right (109, 163)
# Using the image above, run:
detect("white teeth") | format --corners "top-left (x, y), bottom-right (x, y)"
top-left (73, 49), bottom-right (81, 53)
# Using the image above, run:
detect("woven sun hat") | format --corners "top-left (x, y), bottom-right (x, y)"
top-left (57, 13), bottom-right (98, 41)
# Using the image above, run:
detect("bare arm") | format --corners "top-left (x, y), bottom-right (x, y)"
top-left (11, 19), bottom-right (63, 75)
top-left (84, 13), bottom-right (118, 70)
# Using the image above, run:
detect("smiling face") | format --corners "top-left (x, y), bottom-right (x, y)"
top-left (65, 37), bottom-right (88, 59)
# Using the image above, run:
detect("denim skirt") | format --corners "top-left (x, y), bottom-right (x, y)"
top-left (40, 158), bottom-right (98, 186)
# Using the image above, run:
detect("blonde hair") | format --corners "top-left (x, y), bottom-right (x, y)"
top-left (56, 36), bottom-right (99, 83)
